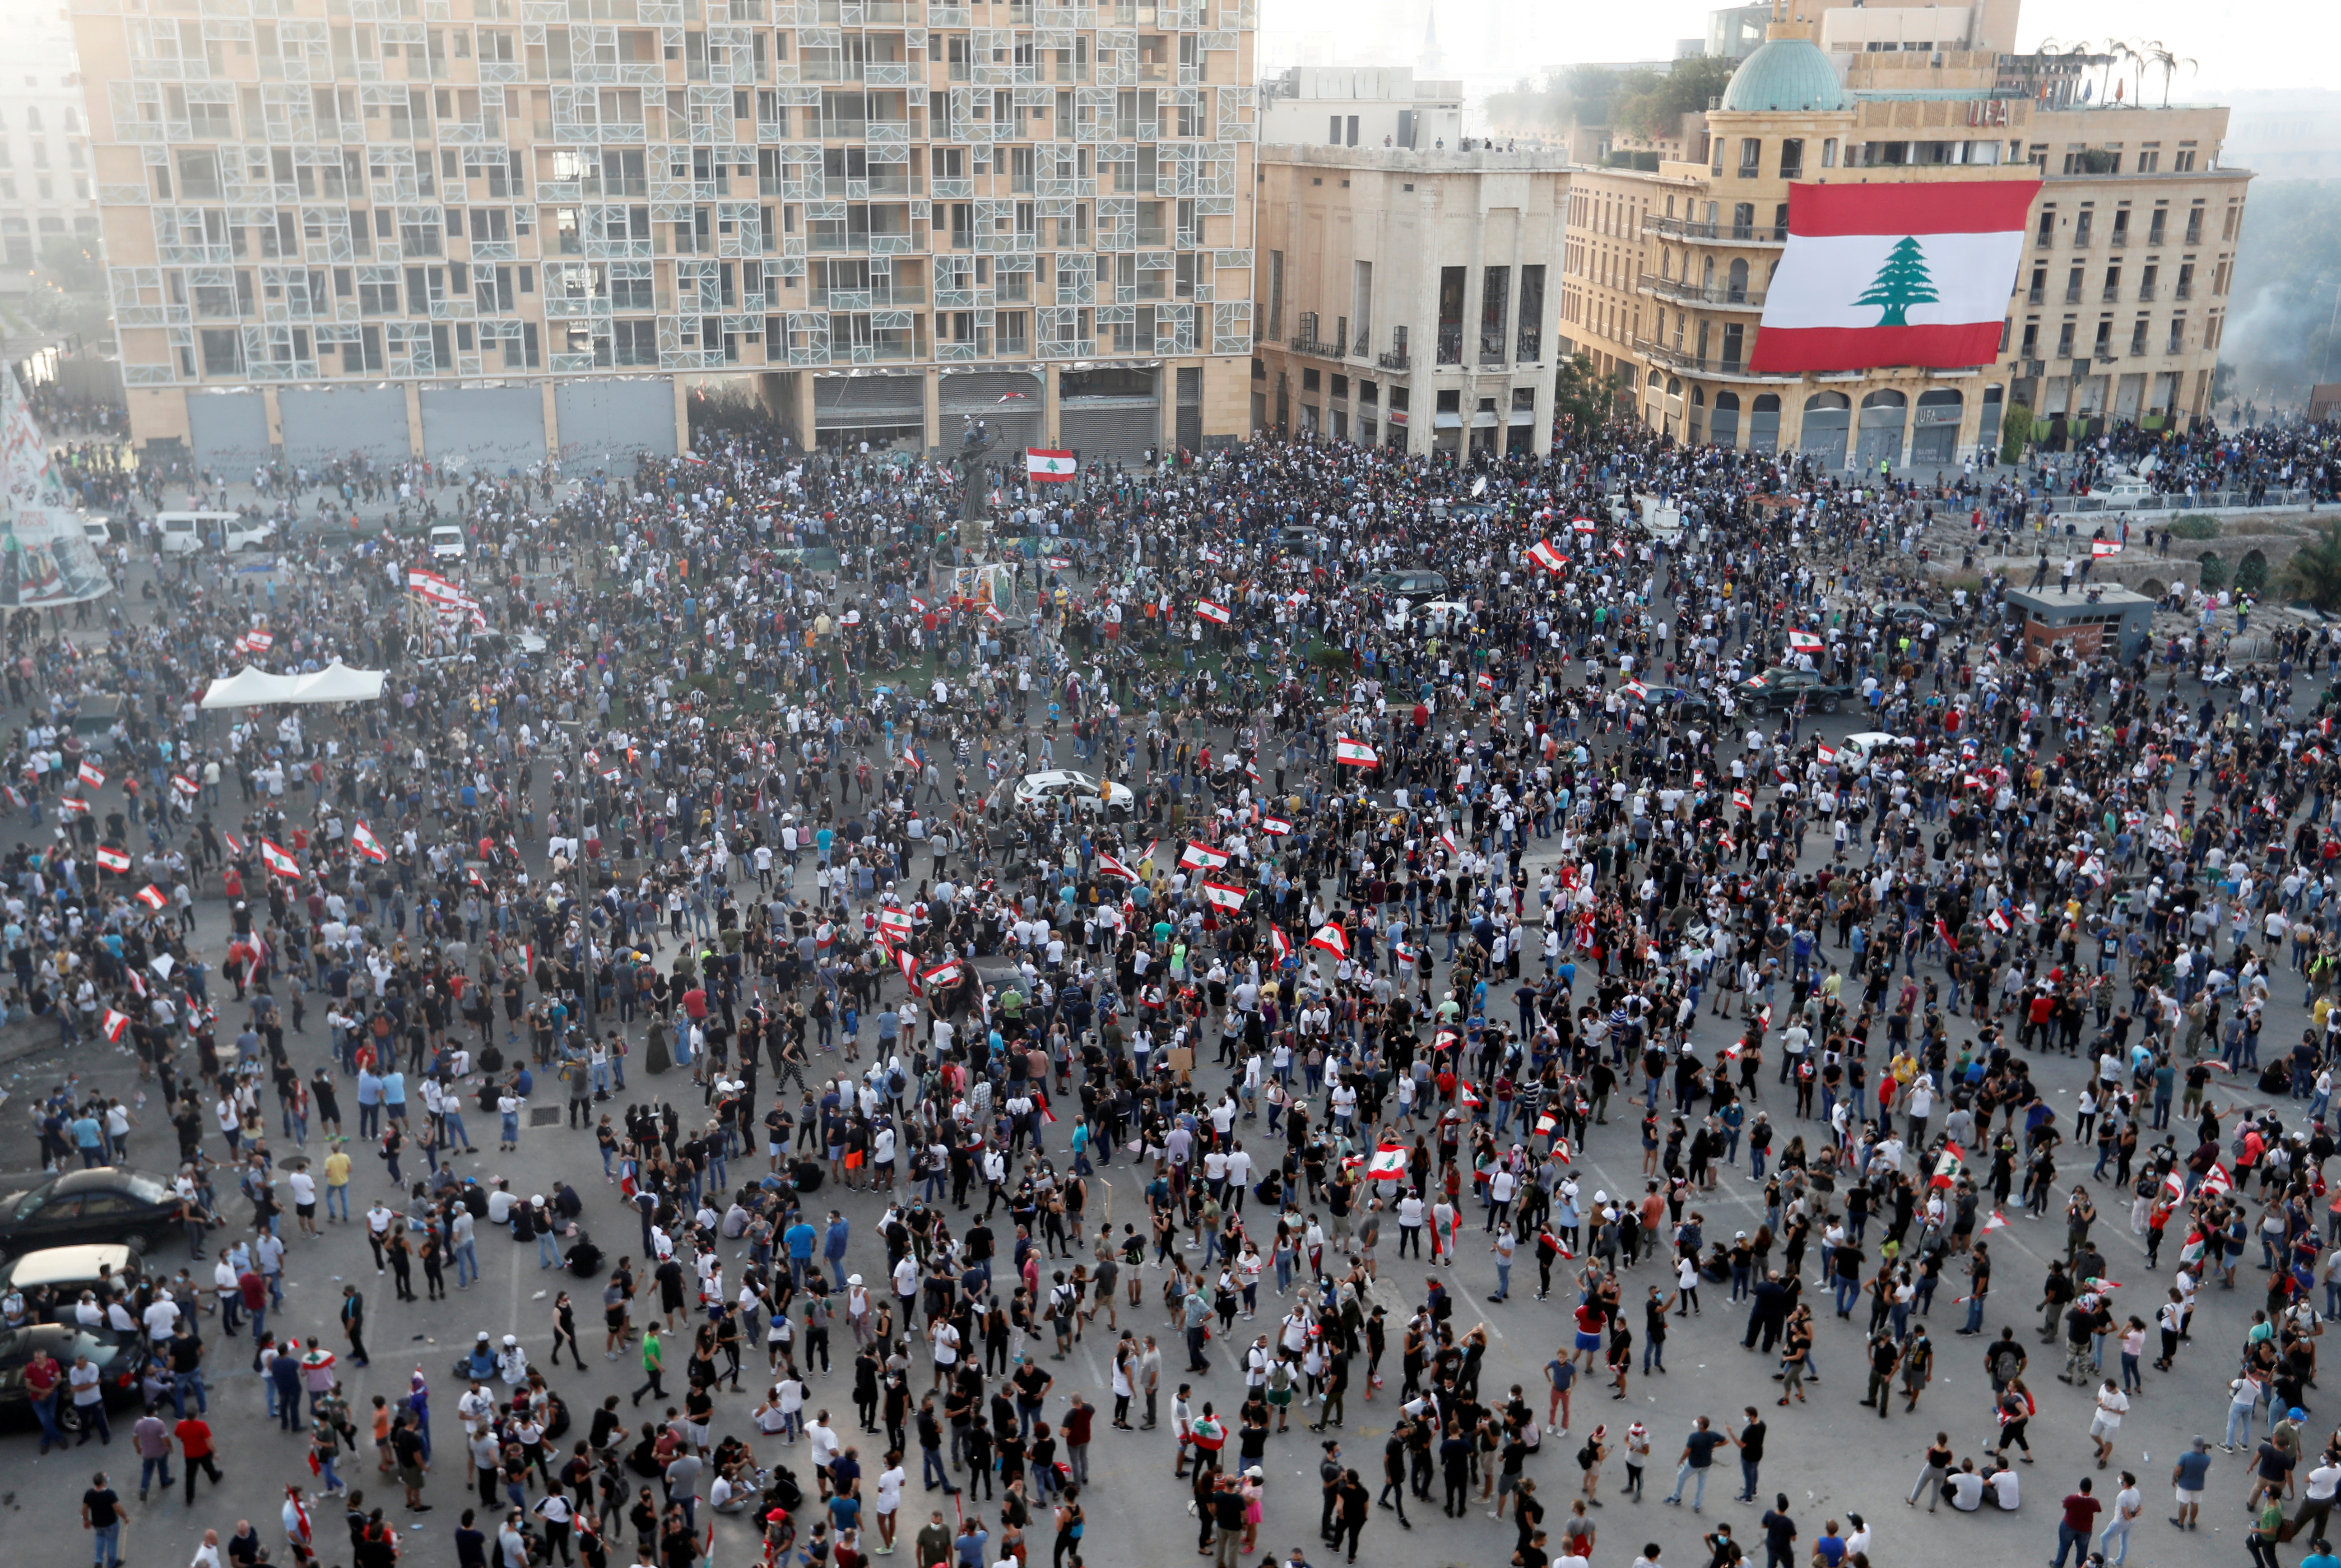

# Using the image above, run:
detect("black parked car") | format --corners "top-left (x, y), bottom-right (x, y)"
top-left (1737, 668), bottom-right (1856, 714)
top-left (0, 1324), bottom-right (132, 1434)
top-left (0, 1168), bottom-right (183, 1258)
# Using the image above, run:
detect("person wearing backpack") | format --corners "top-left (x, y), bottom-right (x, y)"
top-left (1986, 1327), bottom-right (2027, 1394)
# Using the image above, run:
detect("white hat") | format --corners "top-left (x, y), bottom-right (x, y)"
top-left (503, 1334), bottom-right (518, 1346)
top-left (848, 1274), bottom-right (863, 1286)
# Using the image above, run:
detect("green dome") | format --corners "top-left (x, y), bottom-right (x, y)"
top-left (1719, 34), bottom-right (1845, 112)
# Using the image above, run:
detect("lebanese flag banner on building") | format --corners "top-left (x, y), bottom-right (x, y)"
top-left (1749, 179), bottom-right (2041, 373)
top-left (1026, 448), bottom-right (1078, 481)
top-left (1195, 598), bottom-right (1232, 625)
top-left (94, 845), bottom-right (131, 873)
top-left (350, 820), bottom-right (389, 863)
top-left (1333, 737), bottom-right (1379, 768)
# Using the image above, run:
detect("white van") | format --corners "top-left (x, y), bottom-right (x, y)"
top-left (156, 510), bottom-right (274, 555)
top-left (428, 524), bottom-right (466, 561)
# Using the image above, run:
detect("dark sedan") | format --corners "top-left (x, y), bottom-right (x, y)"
top-left (0, 1168), bottom-right (183, 1258)
top-left (0, 1324), bottom-right (133, 1434)
top-left (1738, 668), bottom-right (1856, 714)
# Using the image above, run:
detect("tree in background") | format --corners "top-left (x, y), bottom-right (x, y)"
top-left (2000, 401), bottom-right (2033, 464)
top-left (1552, 354), bottom-right (1621, 431)
top-left (2278, 521), bottom-right (2341, 609)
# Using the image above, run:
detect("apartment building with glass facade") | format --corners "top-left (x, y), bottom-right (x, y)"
top-left (70, 0), bottom-right (1257, 472)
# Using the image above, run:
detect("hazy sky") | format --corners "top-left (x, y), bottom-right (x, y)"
top-left (1257, 0), bottom-right (2337, 94)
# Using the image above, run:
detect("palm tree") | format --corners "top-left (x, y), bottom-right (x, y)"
top-left (2280, 520), bottom-right (2341, 610)
top-left (2142, 42), bottom-right (2198, 107)
top-left (2098, 40), bottom-right (2134, 105)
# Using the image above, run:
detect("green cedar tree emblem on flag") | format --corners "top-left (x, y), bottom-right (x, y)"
top-left (1854, 236), bottom-right (1940, 327)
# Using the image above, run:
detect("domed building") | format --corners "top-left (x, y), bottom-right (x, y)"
top-left (1556, 3), bottom-right (2250, 469)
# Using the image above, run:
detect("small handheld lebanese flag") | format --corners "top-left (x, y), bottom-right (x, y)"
top-left (2092, 539), bottom-right (2123, 557)
top-left (1179, 841), bottom-right (1231, 872)
top-left (876, 907), bottom-right (915, 944)
top-left (259, 838), bottom-right (302, 878)
top-left (2201, 1163), bottom-right (2233, 1197)
top-left (60, 795), bottom-right (90, 815)
top-left (135, 884), bottom-right (168, 910)
top-left (1334, 737), bottom-right (1379, 768)
top-left (1195, 598), bottom-right (1232, 625)
top-left (77, 761), bottom-right (106, 789)
top-left (246, 629), bottom-right (274, 652)
top-left (1982, 1209), bottom-right (2010, 1232)
top-left (1269, 927), bottom-right (1292, 965)
top-left (896, 945), bottom-right (922, 993)
top-left (1458, 1079), bottom-right (1485, 1111)
top-left (223, 832), bottom-right (246, 856)
top-left (1258, 815), bottom-right (1291, 836)
top-left (1026, 448), bottom-right (1077, 482)
top-left (981, 603), bottom-right (1005, 624)
top-left (94, 845), bottom-right (131, 873)
top-left (1199, 878), bottom-right (1248, 912)
top-left (102, 1008), bottom-right (131, 1043)
top-left (1528, 539), bottom-right (1567, 573)
top-left (1608, 539), bottom-right (1628, 560)
top-left (1308, 922), bottom-right (1349, 959)
top-left (1750, 179), bottom-right (2041, 373)
top-left (1439, 829), bottom-right (1459, 858)
top-left (1094, 852), bottom-right (1138, 881)
top-left (920, 958), bottom-right (965, 990)
top-left (1198, 545), bottom-right (1224, 565)
top-left (1571, 518), bottom-right (1598, 534)
top-left (350, 820), bottom-right (388, 863)
top-left (1366, 1142), bottom-right (1410, 1179)
top-left (1815, 743), bottom-right (1837, 765)
top-left (1731, 789), bottom-right (1753, 812)
top-left (1930, 1140), bottom-right (1966, 1189)
top-left (1788, 630), bottom-right (1823, 653)
top-left (1621, 679), bottom-right (1648, 700)
top-left (171, 773), bottom-right (199, 798)
top-left (1987, 908), bottom-right (2010, 933)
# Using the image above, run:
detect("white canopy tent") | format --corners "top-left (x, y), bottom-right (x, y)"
top-left (200, 661), bottom-right (387, 708)
top-left (199, 666), bottom-right (300, 708)
top-left (289, 662), bottom-right (386, 703)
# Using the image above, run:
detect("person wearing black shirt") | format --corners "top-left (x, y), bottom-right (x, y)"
top-left (81, 1475), bottom-right (123, 1568)
top-left (455, 1508), bottom-right (489, 1568)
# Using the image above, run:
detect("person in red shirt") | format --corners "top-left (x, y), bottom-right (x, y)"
top-left (22, 1345), bottom-right (63, 1451)
top-left (2054, 1478), bottom-right (2102, 1568)
top-left (174, 1412), bottom-right (225, 1504)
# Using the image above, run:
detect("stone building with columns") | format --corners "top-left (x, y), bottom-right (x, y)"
top-left (1556, 11), bottom-right (2248, 471)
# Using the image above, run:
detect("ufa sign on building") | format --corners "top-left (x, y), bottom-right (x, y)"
top-left (1750, 181), bottom-right (2042, 373)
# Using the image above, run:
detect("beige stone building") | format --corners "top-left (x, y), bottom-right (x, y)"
top-left (1556, 13), bottom-right (2248, 470)
top-left (1253, 140), bottom-right (1565, 456)
top-left (68, 0), bottom-right (1259, 472)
